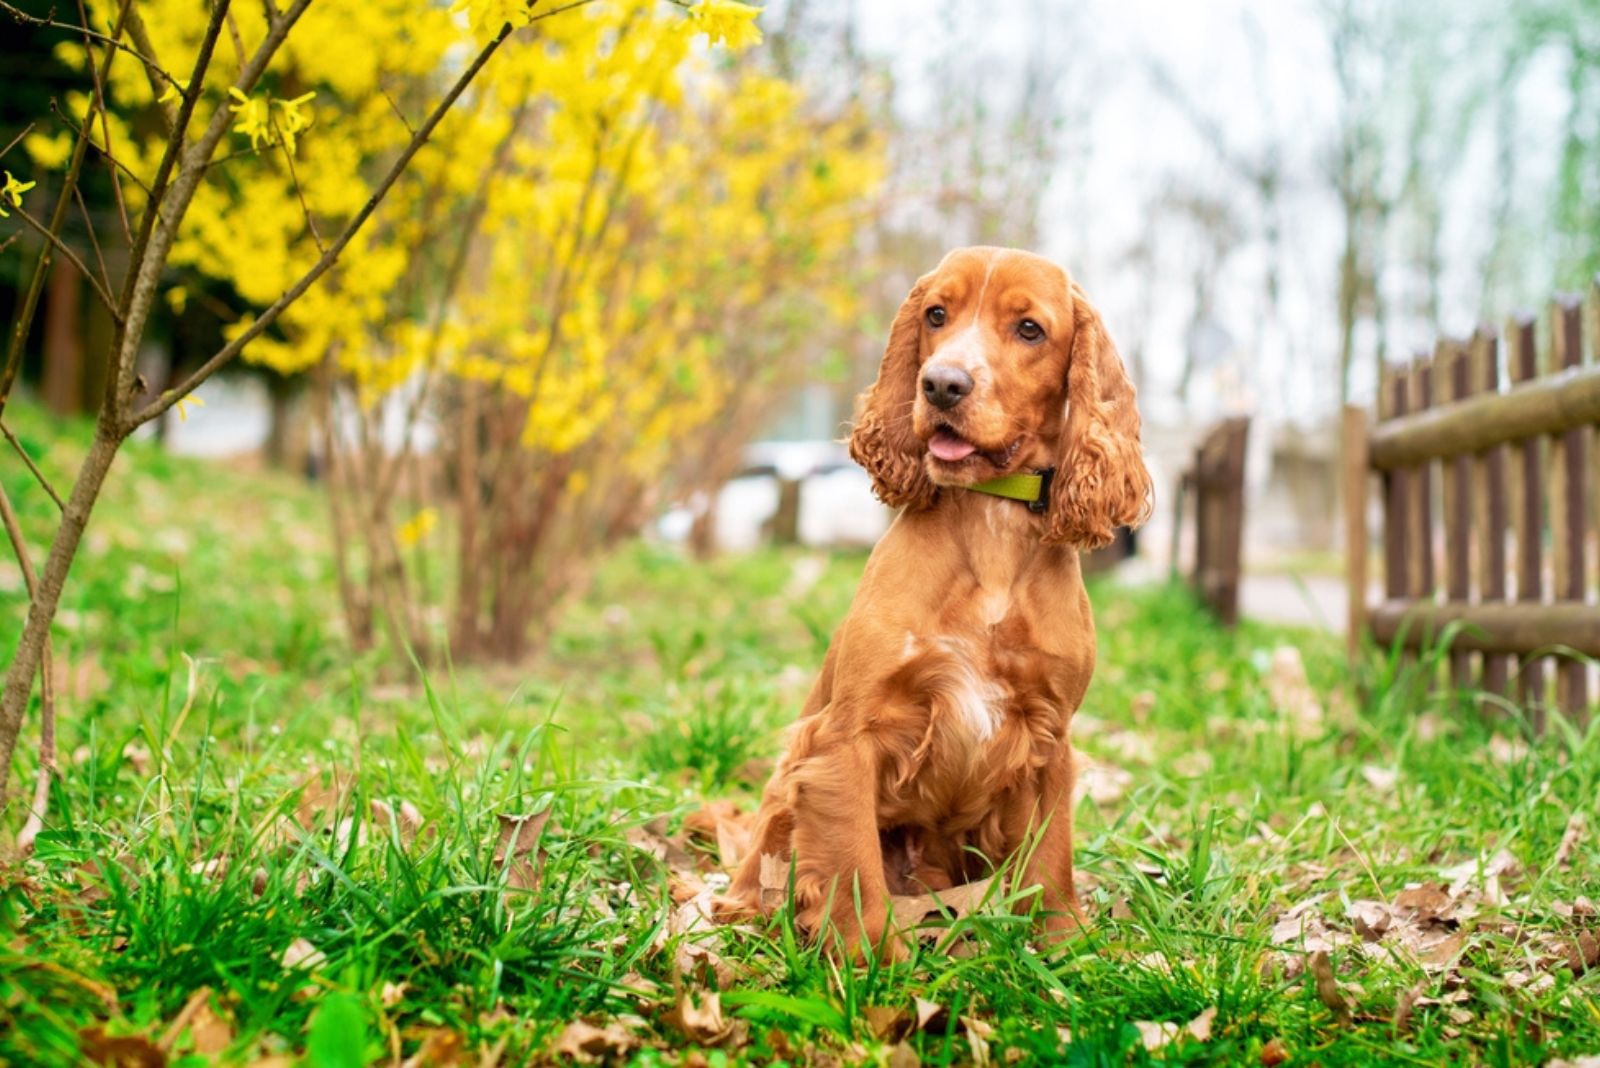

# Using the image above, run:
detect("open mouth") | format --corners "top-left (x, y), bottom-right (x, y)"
top-left (928, 426), bottom-right (1022, 468)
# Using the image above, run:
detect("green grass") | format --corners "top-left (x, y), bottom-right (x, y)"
top-left (2, 405), bottom-right (1598, 1066)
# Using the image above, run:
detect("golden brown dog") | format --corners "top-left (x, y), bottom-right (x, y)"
top-left (725, 246), bottom-right (1151, 957)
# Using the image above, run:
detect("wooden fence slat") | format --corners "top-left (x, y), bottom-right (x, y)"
top-left (1382, 369), bottom-right (1410, 602)
top-left (1409, 356), bottom-right (1437, 605)
top-left (1469, 326), bottom-right (1511, 701)
top-left (1343, 405), bottom-right (1369, 659)
top-left (1441, 340), bottom-right (1473, 689)
top-left (1508, 313), bottom-right (1546, 725)
top-left (1551, 297), bottom-right (1590, 720)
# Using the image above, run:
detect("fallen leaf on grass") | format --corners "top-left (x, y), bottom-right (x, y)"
top-left (78, 1027), bottom-right (166, 1067)
top-left (682, 801), bottom-right (752, 871)
top-left (1265, 646), bottom-right (1323, 737)
top-left (159, 987), bottom-right (232, 1056)
top-left (914, 997), bottom-right (946, 1033)
top-left (1555, 811), bottom-right (1587, 868)
top-left (1308, 951), bottom-right (1350, 1024)
top-left (662, 991), bottom-right (737, 1046)
top-left (496, 809), bottom-right (551, 891)
top-left (1073, 760), bottom-right (1132, 806)
top-left (281, 938), bottom-right (325, 971)
top-left (1360, 765), bottom-right (1398, 793)
top-left (1132, 1020), bottom-right (1180, 1052)
top-left (370, 798), bottom-right (425, 846)
top-left (888, 877), bottom-right (995, 928)
top-left (1131, 1007), bottom-right (1216, 1051)
top-left (862, 1005), bottom-right (913, 1043)
top-left (400, 1028), bottom-right (466, 1068)
top-left (550, 1019), bottom-right (639, 1063)
top-left (1259, 1036), bottom-right (1290, 1065)
top-left (961, 1016), bottom-right (994, 1067)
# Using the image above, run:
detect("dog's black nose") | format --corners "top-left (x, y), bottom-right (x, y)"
top-left (921, 365), bottom-right (973, 411)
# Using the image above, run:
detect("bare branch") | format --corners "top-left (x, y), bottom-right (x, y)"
top-left (133, 20), bottom-right (521, 428)
top-left (76, 0), bottom-right (133, 245)
top-left (0, 0), bottom-right (184, 87)
top-left (72, 181), bottom-right (114, 295)
top-left (0, 123), bottom-right (34, 161)
top-left (9, 205), bottom-right (124, 320)
top-left (0, 421), bottom-right (65, 511)
top-left (0, 0), bottom-right (133, 421)
top-left (123, 5), bottom-right (181, 135)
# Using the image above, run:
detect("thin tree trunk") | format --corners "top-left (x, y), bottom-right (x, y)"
top-left (0, 425), bottom-right (121, 805)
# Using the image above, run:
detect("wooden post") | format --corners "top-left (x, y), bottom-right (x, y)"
top-left (1441, 340), bottom-right (1473, 690)
top-left (1382, 368), bottom-right (1409, 604)
top-left (1469, 326), bottom-right (1510, 702)
top-left (1343, 405), bottom-right (1369, 661)
top-left (1507, 313), bottom-right (1546, 726)
top-left (1410, 355), bottom-right (1437, 603)
top-left (1550, 296), bottom-right (1590, 721)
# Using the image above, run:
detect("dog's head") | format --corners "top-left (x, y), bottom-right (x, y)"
top-left (849, 246), bottom-right (1151, 548)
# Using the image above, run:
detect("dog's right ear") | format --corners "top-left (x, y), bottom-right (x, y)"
top-left (849, 277), bottom-right (937, 510)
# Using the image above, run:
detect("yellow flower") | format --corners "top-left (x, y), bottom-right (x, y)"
top-left (274, 91), bottom-right (317, 155)
top-left (0, 170), bottom-right (36, 218)
top-left (174, 393), bottom-right (206, 422)
top-left (158, 78), bottom-right (190, 105)
top-left (689, 0), bottom-right (763, 50)
top-left (227, 88), bottom-right (272, 150)
top-left (166, 286), bottom-right (189, 315)
top-left (396, 507), bottom-right (438, 548)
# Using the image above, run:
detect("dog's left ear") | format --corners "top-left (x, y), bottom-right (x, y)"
top-left (1045, 284), bottom-right (1153, 549)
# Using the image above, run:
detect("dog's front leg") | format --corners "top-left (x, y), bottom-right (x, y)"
top-left (1017, 748), bottom-right (1087, 938)
top-left (789, 740), bottom-right (898, 961)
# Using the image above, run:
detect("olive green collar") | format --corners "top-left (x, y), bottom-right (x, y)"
top-left (968, 468), bottom-right (1054, 513)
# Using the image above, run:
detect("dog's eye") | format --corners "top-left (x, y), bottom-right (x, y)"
top-left (925, 307), bottom-right (947, 328)
top-left (1017, 318), bottom-right (1045, 343)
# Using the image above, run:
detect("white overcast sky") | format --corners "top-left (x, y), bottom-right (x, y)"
top-left (829, 0), bottom-right (1572, 426)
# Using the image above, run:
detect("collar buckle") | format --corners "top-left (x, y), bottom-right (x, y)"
top-left (1027, 467), bottom-right (1055, 513)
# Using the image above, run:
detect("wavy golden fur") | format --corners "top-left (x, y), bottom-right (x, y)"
top-left (724, 247), bottom-right (1151, 958)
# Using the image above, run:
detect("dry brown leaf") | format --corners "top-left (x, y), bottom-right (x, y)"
top-left (1555, 811), bottom-right (1587, 869)
top-left (280, 938), bottom-right (324, 971)
top-left (1347, 899), bottom-right (1391, 941)
top-left (400, 1027), bottom-right (467, 1067)
top-left (1266, 646), bottom-right (1323, 736)
top-left (1260, 1036), bottom-right (1290, 1066)
top-left (914, 997), bottom-right (946, 1033)
top-left (1307, 951), bottom-right (1350, 1024)
top-left (1547, 1058), bottom-right (1600, 1068)
top-left (549, 1019), bottom-right (638, 1063)
top-left (371, 798), bottom-right (425, 846)
top-left (1073, 760), bottom-right (1132, 806)
top-left (78, 1027), bottom-right (166, 1067)
top-left (380, 981), bottom-right (408, 1008)
top-left (758, 852), bottom-right (789, 911)
top-left (862, 1005), bottom-right (912, 1043)
top-left (662, 991), bottom-right (735, 1046)
top-left (157, 987), bottom-right (232, 1056)
top-left (496, 809), bottom-right (551, 891)
top-left (1132, 1020), bottom-right (1181, 1051)
top-left (887, 1043), bottom-right (922, 1068)
top-left (1360, 765), bottom-right (1398, 793)
top-left (888, 877), bottom-right (995, 927)
top-left (961, 1016), bottom-right (994, 1067)
top-left (1393, 981), bottom-right (1424, 1032)
top-left (1186, 1007), bottom-right (1217, 1042)
top-left (1394, 882), bottom-right (1454, 920)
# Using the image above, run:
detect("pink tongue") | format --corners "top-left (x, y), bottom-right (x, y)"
top-left (929, 429), bottom-right (977, 461)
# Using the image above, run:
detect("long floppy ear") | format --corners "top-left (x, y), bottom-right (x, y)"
top-left (1045, 285), bottom-right (1153, 548)
top-left (848, 276), bottom-right (937, 510)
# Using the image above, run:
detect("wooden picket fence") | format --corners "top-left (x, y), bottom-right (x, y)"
top-left (1343, 285), bottom-right (1600, 726)
top-left (1173, 417), bottom-right (1251, 625)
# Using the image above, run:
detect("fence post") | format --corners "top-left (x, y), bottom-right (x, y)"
top-left (1507, 314), bottom-right (1545, 726)
top-left (1550, 297), bottom-right (1590, 721)
top-left (1343, 405), bottom-right (1368, 662)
